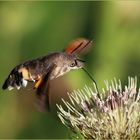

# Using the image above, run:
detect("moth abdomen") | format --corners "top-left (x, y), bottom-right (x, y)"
top-left (2, 66), bottom-right (28, 90)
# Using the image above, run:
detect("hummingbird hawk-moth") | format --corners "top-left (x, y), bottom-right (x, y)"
top-left (2, 38), bottom-right (97, 110)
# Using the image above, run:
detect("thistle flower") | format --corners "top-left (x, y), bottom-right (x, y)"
top-left (57, 77), bottom-right (140, 139)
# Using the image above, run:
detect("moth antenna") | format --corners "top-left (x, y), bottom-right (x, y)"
top-left (82, 68), bottom-right (101, 99)
top-left (76, 59), bottom-right (86, 63)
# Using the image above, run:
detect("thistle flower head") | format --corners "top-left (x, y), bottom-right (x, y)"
top-left (57, 77), bottom-right (140, 139)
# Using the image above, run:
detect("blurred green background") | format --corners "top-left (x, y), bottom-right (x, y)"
top-left (0, 1), bottom-right (140, 139)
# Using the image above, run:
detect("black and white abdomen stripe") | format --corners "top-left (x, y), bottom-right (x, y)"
top-left (2, 70), bottom-right (28, 90)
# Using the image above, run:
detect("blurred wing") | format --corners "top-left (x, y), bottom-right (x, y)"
top-left (35, 64), bottom-right (56, 111)
top-left (64, 38), bottom-right (93, 55)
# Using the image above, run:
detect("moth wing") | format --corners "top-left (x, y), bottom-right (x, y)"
top-left (34, 64), bottom-right (56, 111)
top-left (64, 38), bottom-right (93, 55)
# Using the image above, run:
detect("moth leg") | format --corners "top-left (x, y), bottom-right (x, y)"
top-left (34, 77), bottom-right (43, 89)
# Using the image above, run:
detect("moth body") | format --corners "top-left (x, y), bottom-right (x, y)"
top-left (2, 52), bottom-right (83, 90)
top-left (2, 38), bottom-right (92, 111)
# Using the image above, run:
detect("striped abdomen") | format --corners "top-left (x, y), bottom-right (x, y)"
top-left (2, 58), bottom-right (48, 90)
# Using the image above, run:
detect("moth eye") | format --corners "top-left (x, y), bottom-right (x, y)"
top-left (70, 60), bottom-right (77, 67)
top-left (70, 62), bottom-right (75, 67)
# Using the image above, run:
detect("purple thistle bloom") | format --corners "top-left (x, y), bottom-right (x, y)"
top-left (57, 77), bottom-right (140, 139)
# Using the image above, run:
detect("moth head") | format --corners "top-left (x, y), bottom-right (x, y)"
top-left (69, 57), bottom-right (85, 70)
top-left (53, 53), bottom-right (85, 72)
